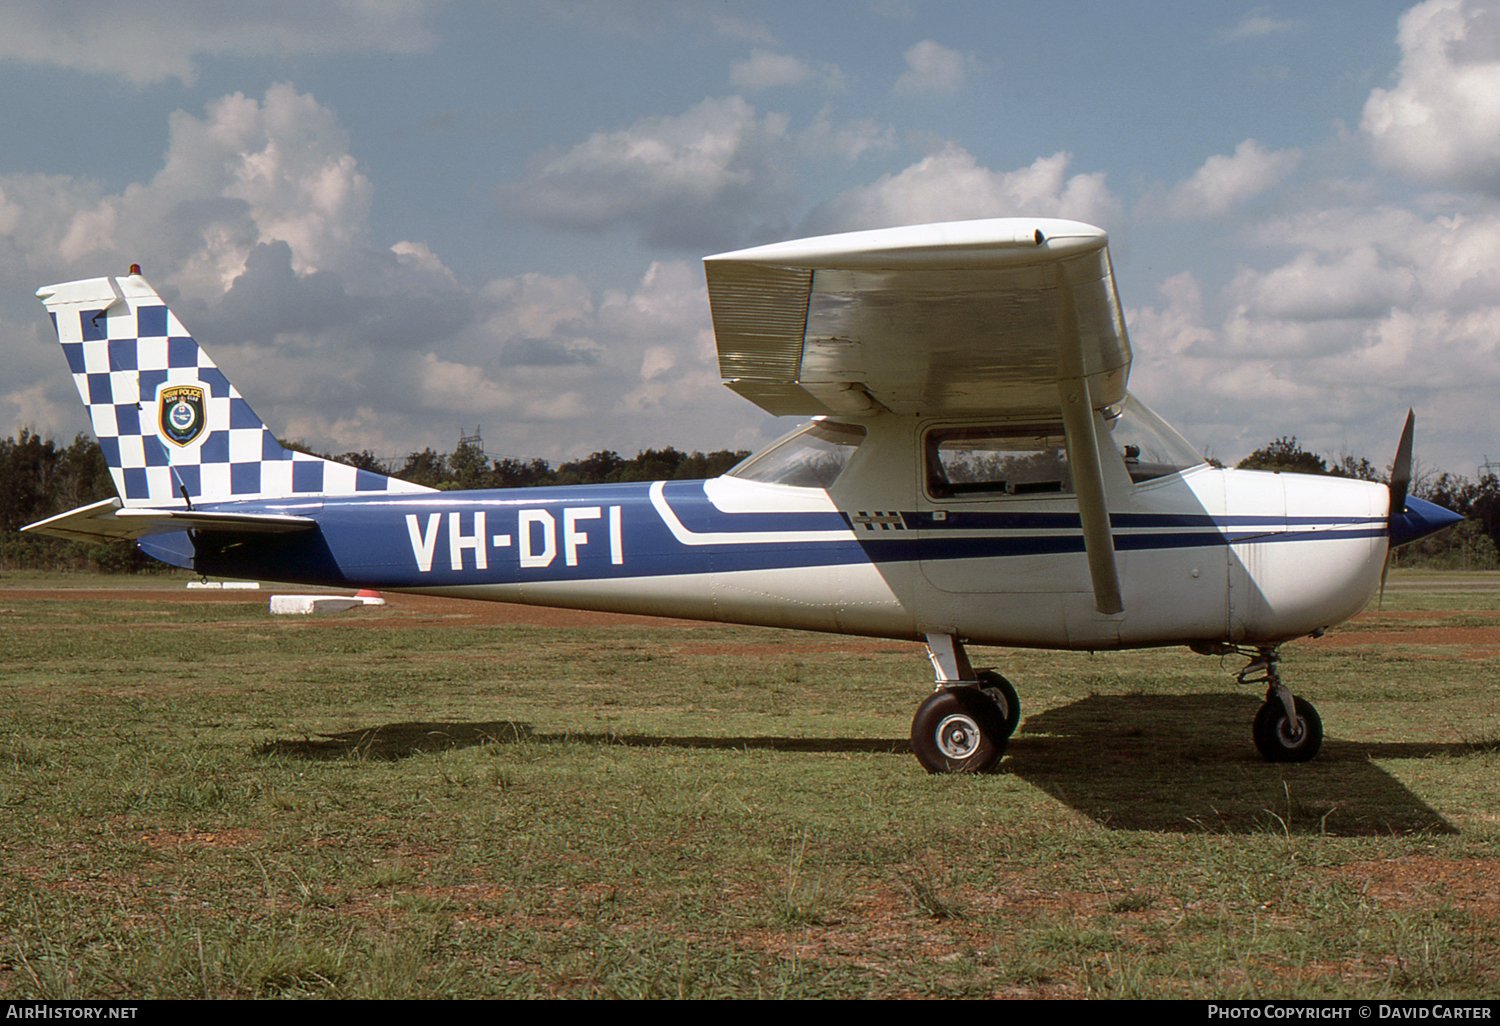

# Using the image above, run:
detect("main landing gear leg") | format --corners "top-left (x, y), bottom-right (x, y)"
top-left (909, 632), bottom-right (1021, 774)
top-left (1237, 646), bottom-right (1323, 763)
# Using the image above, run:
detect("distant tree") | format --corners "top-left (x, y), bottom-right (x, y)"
top-left (446, 440), bottom-right (492, 490)
top-left (675, 448), bottom-right (752, 479)
top-left (0, 429), bottom-right (57, 534)
top-left (626, 447), bottom-right (685, 482)
top-left (548, 447), bottom-right (753, 485)
top-left (1465, 474), bottom-right (1500, 559)
top-left (555, 450), bottom-right (625, 485)
top-left (1331, 453), bottom-right (1382, 482)
top-left (399, 448), bottom-right (449, 489)
top-left (1237, 437), bottom-right (1330, 475)
top-left (491, 457), bottom-right (555, 489)
top-left (0, 430), bottom-right (149, 572)
top-left (333, 450), bottom-right (391, 475)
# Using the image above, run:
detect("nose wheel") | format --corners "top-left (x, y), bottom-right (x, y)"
top-left (1237, 646), bottom-right (1323, 762)
top-left (1252, 694), bottom-right (1322, 762)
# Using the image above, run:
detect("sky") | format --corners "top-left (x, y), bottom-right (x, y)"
top-left (1, 0), bottom-right (1497, 483)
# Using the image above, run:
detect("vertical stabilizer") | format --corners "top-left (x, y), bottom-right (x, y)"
top-left (37, 270), bottom-right (432, 507)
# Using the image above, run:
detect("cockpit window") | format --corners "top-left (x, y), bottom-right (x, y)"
top-left (926, 424), bottom-right (1073, 499)
top-left (727, 420), bottom-right (867, 488)
top-left (922, 396), bottom-right (1205, 499)
top-left (1105, 395), bottom-right (1207, 483)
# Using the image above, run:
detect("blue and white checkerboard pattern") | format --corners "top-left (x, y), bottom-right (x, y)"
top-left (45, 275), bottom-right (431, 506)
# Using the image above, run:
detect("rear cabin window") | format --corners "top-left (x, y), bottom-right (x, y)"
top-left (727, 420), bottom-right (867, 489)
top-left (925, 424), bottom-right (1072, 499)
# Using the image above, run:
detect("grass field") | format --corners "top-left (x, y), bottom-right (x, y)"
top-left (1, 570), bottom-right (1498, 999)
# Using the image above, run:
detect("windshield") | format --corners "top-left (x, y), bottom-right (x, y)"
top-left (727, 420), bottom-right (867, 488)
top-left (1105, 394), bottom-right (1206, 483)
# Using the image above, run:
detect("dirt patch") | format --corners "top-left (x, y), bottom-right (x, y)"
top-left (136, 828), bottom-right (263, 850)
top-left (1311, 610), bottom-right (1500, 657)
top-left (1336, 857), bottom-right (1500, 915)
top-left (0, 586), bottom-right (706, 629)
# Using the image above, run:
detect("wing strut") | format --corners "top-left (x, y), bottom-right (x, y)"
top-left (1054, 261), bottom-right (1123, 615)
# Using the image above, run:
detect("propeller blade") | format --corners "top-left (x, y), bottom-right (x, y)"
top-left (1389, 409), bottom-right (1414, 522)
top-left (1379, 545), bottom-right (1393, 608)
top-left (1381, 409), bottom-right (1416, 607)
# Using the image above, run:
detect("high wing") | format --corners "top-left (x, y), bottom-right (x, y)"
top-left (704, 217), bottom-right (1131, 613)
top-left (704, 217), bottom-right (1130, 418)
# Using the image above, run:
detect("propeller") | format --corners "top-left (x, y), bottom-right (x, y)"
top-left (1379, 410), bottom-right (1416, 605)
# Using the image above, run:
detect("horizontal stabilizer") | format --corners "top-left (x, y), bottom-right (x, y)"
top-left (23, 499), bottom-right (316, 544)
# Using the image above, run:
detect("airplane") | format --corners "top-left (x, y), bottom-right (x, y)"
top-left (22, 217), bottom-right (1463, 774)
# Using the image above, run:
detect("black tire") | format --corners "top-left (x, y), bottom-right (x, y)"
top-left (976, 669), bottom-right (1021, 739)
top-left (910, 686), bottom-right (1008, 774)
top-left (1252, 696), bottom-right (1323, 762)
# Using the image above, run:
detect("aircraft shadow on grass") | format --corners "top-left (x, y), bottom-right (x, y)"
top-left (257, 692), bottom-right (1469, 836)
top-left (1004, 693), bottom-right (1462, 837)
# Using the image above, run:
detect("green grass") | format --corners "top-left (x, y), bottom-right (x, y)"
top-left (1, 572), bottom-right (1498, 998)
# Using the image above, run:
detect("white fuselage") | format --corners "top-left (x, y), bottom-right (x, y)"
top-left (357, 410), bottom-right (1389, 651)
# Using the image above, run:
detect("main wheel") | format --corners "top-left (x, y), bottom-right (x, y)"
top-left (910, 687), bottom-right (1009, 774)
top-left (1252, 696), bottom-right (1323, 762)
top-left (976, 670), bottom-right (1021, 740)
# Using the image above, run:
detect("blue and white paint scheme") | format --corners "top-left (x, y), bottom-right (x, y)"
top-left (23, 219), bottom-right (1462, 773)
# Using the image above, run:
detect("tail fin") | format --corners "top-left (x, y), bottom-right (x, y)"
top-left (37, 269), bottom-right (432, 507)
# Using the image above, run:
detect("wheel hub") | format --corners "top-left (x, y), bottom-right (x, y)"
top-left (935, 713), bottom-right (981, 759)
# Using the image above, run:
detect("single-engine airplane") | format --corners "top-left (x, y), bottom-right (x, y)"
top-left (24, 218), bottom-right (1462, 772)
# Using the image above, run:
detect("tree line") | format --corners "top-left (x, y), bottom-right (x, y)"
top-left (0, 431), bottom-right (749, 573)
top-left (3, 430), bottom-right (1494, 572)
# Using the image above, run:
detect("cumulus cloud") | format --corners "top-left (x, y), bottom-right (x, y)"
top-left (1164, 139), bottom-right (1301, 219)
top-left (732, 49), bottom-right (815, 90)
top-left (1221, 7), bottom-right (1301, 42)
top-left (501, 96), bottom-right (800, 250)
top-left (798, 111), bottom-right (897, 162)
top-left (1125, 196), bottom-right (1500, 472)
top-left (0, 0), bottom-right (439, 84)
top-left (800, 147), bottom-right (1119, 234)
top-left (730, 49), bottom-right (845, 92)
top-left (893, 40), bottom-right (979, 96)
top-left (0, 84), bottom-right (401, 301)
top-left (0, 80), bottom-right (781, 465)
top-left (441, 259), bottom-right (762, 460)
top-left (1363, 0), bottom-right (1500, 195)
top-left (502, 95), bottom-right (897, 251)
top-left (1229, 247), bottom-right (1417, 323)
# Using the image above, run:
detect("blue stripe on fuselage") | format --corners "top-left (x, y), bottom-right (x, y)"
top-left (150, 482), bottom-right (1388, 588)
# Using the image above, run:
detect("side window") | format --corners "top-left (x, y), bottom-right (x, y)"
top-left (925, 424), bottom-right (1073, 499)
top-left (727, 420), bottom-right (867, 488)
